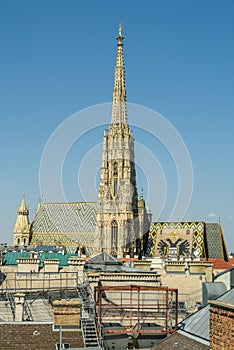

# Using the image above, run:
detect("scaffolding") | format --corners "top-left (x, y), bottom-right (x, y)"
top-left (94, 285), bottom-right (178, 340)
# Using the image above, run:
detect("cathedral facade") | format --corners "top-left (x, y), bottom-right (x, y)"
top-left (13, 26), bottom-right (228, 261)
top-left (13, 25), bottom-right (149, 257)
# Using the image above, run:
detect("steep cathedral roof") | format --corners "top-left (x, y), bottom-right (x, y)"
top-left (30, 202), bottom-right (97, 247)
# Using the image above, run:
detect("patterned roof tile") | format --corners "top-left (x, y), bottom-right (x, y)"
top-left (31, 202), bottom-right (97, 234)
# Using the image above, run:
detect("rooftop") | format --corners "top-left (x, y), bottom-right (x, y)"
top-left (200, 258), bottom-right (232, 270)
top-left (2, 252), bottom-right (77, 266)
top-left (178, 287), bottom-right (234, 342)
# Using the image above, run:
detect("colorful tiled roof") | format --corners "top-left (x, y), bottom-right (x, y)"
top-left (147, 222), bottom-right (228, 260)
top-left (31, 202), bottom-right (97, 233)
top-left (30, 202), bottom-right (97, 247)
top-left (147, 222), bottom-right (205, 257)
top-left (205, 223), bottom-right (228, 260)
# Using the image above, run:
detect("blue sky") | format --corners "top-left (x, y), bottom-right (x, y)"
top-left (0, 1), bottom-right (233, 252)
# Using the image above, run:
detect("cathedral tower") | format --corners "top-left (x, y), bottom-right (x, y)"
top-left (95, 25), bottom-right (141, 256)
top-left (13, 194), bottom-right (30, 247)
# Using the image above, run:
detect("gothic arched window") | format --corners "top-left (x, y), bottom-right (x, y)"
top-left (113, 163), bottom-right (118, 196)
top-left (111, 220), bottom-right (118, 250)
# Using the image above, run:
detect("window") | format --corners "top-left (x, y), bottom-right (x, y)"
top-left (111, 220), bottom-right (118, 250)
top-left (114, 178), bottom-right (118, 197)
top-left (113, 163), bottom-right (118, 196)
top-left (56, 344), bottom-right (70, 350)
top-left (113, 162), bottom-right (118, 176)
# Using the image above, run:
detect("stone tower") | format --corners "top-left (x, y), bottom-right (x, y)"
top-left (13, 194), bottom-right (30, 247)
top-left (95, 25), bottom-right (143, 257)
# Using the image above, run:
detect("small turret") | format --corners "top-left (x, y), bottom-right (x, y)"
top-left (13, 194), bottom-right (30, 247)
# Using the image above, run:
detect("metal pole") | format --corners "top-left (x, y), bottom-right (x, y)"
top-left (175, 289), bottom-right (178, 330)
top-left (165, 288), bottom-right (168, 335)
top-left (99, 287), bottom-right (102, 330)
top-left (130, 286), bottom-right (132, 330)
top-left (59, 325), bottom-right (62, 349)
top-left (137, 287), bottom-right (140, 332)
top-left (30, 271), bottom-right (32, 298)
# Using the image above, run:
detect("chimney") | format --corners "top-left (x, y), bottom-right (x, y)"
top-left (14, 293), bottom-right (25, 321)
top-left (53, 299), bottom-right (81, 326)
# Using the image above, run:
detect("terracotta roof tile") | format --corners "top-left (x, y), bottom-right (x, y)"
top-left (201, 258), bottom-right (232, 269)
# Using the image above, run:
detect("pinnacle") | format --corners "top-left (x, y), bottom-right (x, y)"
top-left (18, 193), bottom-right (28, 213)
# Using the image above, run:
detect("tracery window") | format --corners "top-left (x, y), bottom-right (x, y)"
top-left (113, 162), bottom-right (118, 196)
top-left (111, 220), bottom-right (118, 250)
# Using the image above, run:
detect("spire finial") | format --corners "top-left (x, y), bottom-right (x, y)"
top-left (21, 193), bottom-right (26, 207)
top-left (18, 193), bottom-right (28, 214)
top-left (119, 23), bottom-right (122, 36)
top-left (116, 23), bottom-right (124, 44)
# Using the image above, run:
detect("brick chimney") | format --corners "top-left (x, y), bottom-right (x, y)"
top-left (53, 299), bottom-right (81, 326)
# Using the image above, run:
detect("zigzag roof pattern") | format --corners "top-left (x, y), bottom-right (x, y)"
top-left (31, 202), bottom-right (97, 234)
top-left (205, 223), bottom-right (229, 261)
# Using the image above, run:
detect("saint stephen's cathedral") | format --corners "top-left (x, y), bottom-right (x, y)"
top-left (13, 25), bottom-right (228, 261)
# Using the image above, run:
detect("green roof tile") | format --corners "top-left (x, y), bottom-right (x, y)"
top-left (3, 252), bottom-right (77, 267)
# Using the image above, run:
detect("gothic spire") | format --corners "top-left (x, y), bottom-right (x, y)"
top-left (14, 194), bottom-right (30, 246)
top-left (18, 193), bottom-right (29, 214)
top-left (111, 24), bottom-right (127, 124)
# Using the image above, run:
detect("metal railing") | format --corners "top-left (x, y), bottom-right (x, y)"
top-left (5, 280), bottom-right (15, 319)
top-left (178, 287), bottom-right (202, 313)
top-left (23, 298), bottom-right (33, 321)
top-left (77, 274), bottom-right (101, 348)
top-left (0, 271), bottom-right (79, 294)
top-left (81, 317), bottom-right (100, 349)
